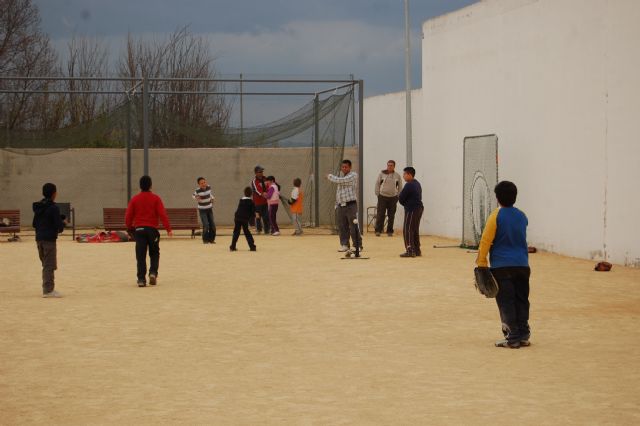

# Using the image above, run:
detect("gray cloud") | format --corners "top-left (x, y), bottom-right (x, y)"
top-left (35, 0), bottom-right (477, 96)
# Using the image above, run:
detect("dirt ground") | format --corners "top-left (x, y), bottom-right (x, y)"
top-left (1, 228), bottom-right (639, 425)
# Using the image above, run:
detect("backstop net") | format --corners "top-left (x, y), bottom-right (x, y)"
top-left (461, 134), bottom-right (498, 249)
top-left (0, 78), bottom-right (357, 229)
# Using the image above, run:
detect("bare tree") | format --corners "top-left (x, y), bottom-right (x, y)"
top-left (118, 26), bottom-right (230, 147)
top-left (0, 0), bottom-right (59, 131)
top-left (65, 34), bottom-right (112, 125)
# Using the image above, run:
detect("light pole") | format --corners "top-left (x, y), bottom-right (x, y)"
top-left (404, 0), bottom-right (413, 166)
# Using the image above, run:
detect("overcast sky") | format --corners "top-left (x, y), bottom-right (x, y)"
top-left (34, 0), bottom-right (477, 97)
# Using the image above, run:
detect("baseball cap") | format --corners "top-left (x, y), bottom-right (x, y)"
top-left (254, 165), bottom-right (264, 172)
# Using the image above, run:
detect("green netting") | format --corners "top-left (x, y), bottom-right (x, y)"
top-left (0, 99), bottom-right (132, 149)
top-left (1, 87), bottom-right (356, 228)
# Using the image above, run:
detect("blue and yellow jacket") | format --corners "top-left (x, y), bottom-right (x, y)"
top-left (476, 206), bottom-right (528, 268)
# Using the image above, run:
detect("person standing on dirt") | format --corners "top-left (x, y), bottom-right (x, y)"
top-left (476, 181), bottom-right (531, 349)
top-left (32, 182), bottom-right (67, 298)
top-left (398, 167), bottom-right (423, 258)
top-left (192, 177), bottom-right (216, 244)
top-left (327, 159), bottom-right (361, 252)
top-left (251, 165), bottom-right (270, 234)
top-left (125, 175), bottom-right (173, 287)
top-left (374, 160), bottom-right (402, 236)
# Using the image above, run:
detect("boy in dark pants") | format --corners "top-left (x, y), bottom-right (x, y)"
top-left (230, 187), bottom-right (256, 251)
top-left (125, 176), bottom-right (173, 287)
top-left (32, 183), bottom-right (66, 298)
top-left (398, 167), bottom-right (423, 257)
top-left (476, 181), bottom-right (531, 349)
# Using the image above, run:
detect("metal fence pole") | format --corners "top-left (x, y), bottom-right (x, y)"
top-left (126, 98), bottom-right (132, 200)
top-left (142, 77), bottom-right (149, 176)
top-left (313, 94), bottom-right (320, 227)
top-left (358, 80), bottom-right (364, 229)
top-left (240, 73), bottom-right (244, 145)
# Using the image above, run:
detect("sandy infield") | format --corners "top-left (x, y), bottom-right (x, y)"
top-left (1, 229), bottom-right (639, 425)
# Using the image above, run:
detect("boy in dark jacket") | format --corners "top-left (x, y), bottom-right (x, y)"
top-left (32, 183), bottom-right (66, 298)
top-left (230, 187), bottom-right (256, 252)
top-left (398, 167), bottom-right (424, 257)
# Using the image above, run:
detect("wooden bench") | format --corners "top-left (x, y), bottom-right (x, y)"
top-left (103, 207), bottom-right (200, 238)
top-left (0, 209), bottom-right (21, 240)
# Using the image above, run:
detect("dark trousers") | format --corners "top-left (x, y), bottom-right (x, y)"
top-left (336, 202), bottom-right (361, 248)
top-left (255, 204), bottom-right (270, 234)
top-left (268, 204), bottom-right (279, 233)
top-left (402, 207), bottom-right (423, 255)
top-left (37, 240), bottom-right (57, 294)
top-left (493, 267), bottom-right (531, 343)
top-left (135, 227), bottom-right (160, 282)
top-left (375, 195), bottom-right (398, 234)
top-left (231, 220), bottom-right (255, 249)
top-left (198, 208), bottom-right (216, 242)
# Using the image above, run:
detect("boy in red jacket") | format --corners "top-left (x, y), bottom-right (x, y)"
top-left (125, 175), bottom-right (173, 287)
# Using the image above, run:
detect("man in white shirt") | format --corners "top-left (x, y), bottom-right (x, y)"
top-left (327, 159), bottom-right (361, 252)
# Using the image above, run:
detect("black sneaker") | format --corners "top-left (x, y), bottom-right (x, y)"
top-left (229, 246), bottom-right (237, 252)
top-left (399, 252), bottom-right (416, 258)
top-left (137, 280), bottom-right (146, 287)
top-left (495, 339), bottom-right (521, 349)
top-left (250, 246), bottom-right (257, 251)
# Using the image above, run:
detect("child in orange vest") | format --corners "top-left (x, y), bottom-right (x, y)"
top-left (289, 177), bottom-right (304, 235)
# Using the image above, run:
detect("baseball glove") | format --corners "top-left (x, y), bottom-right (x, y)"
top-left (473, 267), bottom-right (499, 298)
top-left (594, 261), bottom-right (612, 272)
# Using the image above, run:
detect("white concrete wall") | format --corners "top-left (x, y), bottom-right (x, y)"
top-left (363, 89), bottom-right (422, 231)
top-left (363, 0), bottom-right (640, 266)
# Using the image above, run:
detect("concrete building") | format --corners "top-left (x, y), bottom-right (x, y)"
top-left (364, 0), bottom-right (640, 266)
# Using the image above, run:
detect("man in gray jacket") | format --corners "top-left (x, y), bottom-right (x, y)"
top-left (374, 160), bottom-right (403, 236)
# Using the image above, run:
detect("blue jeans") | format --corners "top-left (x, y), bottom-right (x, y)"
top-left (198, 209), bottom-right (216, 242)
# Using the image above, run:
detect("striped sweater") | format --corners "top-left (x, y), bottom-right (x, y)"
top-left (193, 185), bottom-right (214, 210)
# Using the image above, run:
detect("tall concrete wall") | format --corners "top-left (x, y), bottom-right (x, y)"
top-left (363, 0), bottom-right (640, 266)
top-left (363, 90), bottom-right (422, 231)
top-left (0, 147), bottom-right (358, 228)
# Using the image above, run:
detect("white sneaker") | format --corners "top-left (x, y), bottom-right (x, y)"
top-left (43, 290), bottom-right (63, 298)
top-left (338, 245), bottom-right (349, 252)
top-left (271, 231), bottom-right (280, 236)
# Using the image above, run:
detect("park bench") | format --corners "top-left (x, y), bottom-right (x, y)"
top-left (0, 209), bottom-right (21, 241)
top-left (103, 207), bottom-right (200, 238)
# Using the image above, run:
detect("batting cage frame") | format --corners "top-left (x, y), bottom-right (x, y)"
top-left (0, 76), bottom-right (364, 229)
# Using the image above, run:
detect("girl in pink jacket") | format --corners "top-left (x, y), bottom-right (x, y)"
top-left (265, 176), bottom-right (281, 235)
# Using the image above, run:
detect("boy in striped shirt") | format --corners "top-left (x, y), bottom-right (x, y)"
top-left (193, 177), bottom-right (216, 244)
